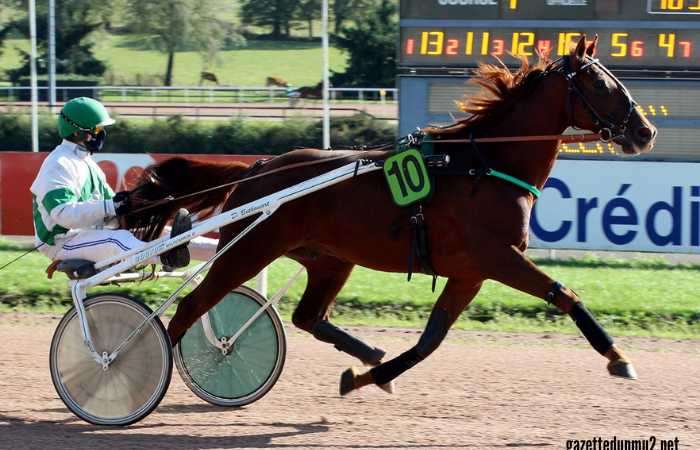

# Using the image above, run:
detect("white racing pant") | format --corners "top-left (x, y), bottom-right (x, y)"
top-left (54, 228), bottom-right (218, 265)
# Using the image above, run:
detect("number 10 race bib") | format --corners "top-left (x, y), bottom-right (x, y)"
top-left (382, 149), bottom-right (434, 207)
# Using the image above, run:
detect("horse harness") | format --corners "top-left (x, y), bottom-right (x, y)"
top-left (552, 55), bottom-right (637, 143)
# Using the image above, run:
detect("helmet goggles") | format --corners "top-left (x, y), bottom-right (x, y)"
top-left (60, 110), bottom-right (104, 136)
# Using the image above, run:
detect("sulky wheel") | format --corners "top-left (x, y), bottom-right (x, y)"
top-left (49, 293), bottom-right (172, 426)
top-left (174, 285), bottom-right (287, 407)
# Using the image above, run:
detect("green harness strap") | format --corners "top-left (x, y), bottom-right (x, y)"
top-left (488, 169), bottom-right (541, 198)
top-left (468, 133), bottom-right (541, 198)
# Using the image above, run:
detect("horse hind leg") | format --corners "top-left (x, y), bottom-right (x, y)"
top-left (312, 320), bottom-right (395, 393)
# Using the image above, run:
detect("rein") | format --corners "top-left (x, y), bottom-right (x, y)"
top-left (426, 132), bottom-right (602, 145)
top-left (131, 132), bottom-right (601, 214)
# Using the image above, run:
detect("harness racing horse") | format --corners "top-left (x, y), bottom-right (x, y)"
top-left (125, 36), bottom-right (656, 395)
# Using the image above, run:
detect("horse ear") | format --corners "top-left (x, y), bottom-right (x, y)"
top-left (586, 35), bottom-right (599, 57)
top-left (574, 35), bottom-right (587, 60)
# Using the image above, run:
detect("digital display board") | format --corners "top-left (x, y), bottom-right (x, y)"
top-left (399, 0), bottom-right (700, 70)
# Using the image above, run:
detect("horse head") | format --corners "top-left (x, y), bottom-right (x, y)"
top-left (562, 35), bottom-right (656, 155)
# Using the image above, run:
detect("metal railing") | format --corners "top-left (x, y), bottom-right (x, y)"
top-left (0, 85), bottom-right (398, 105)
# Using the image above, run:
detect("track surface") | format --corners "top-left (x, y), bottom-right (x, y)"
top-left (1, 312), bottom-right (698, 450)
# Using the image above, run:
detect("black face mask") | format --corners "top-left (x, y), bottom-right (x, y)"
top-left (86, 129), bottom-right (107, 153)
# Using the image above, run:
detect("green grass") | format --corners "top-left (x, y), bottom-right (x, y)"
top-left (0, 36), bottom-right (348, 88)
top-left (1, 238), bottom-right (698, 338)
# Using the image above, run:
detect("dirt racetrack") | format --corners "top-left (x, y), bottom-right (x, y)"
top-left (1, 312), bottom-right (698, 450)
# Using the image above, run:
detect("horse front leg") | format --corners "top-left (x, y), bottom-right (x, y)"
top-left (487, 245), bottom-right (636, 379)
top-left (340, 278), bottom-right (483, 395)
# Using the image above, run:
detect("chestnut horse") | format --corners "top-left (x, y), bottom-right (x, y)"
top-left (126, 36), bottom-right (655, 395)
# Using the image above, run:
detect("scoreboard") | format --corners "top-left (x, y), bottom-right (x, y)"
top-left (399, 0), bottom-right (700, 70)
top-left (397, 0), bottom-right (700, 160)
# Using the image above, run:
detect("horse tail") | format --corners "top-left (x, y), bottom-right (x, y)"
top-left (125, 156), bottom-right (250, 241)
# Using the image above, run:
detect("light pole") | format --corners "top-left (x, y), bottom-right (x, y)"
top-left (322, 0), bottom-right (330, 149)
top-left (29, 0), bottom-right (39, 152)
top-left (48, 0), bottom-right (56, 111)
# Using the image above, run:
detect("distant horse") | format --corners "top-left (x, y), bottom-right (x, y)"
top-left (292, 82), bottom-right (323, 100)
top-left (267, 76), bottom-right (290, 87)
top-left (126, 36), bottom-right (655, 395)
top-left (200, 72), bottom-right (219, 86)
top-left (288, 82), bottom-right (327, 107)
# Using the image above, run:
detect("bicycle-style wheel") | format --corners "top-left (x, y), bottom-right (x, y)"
top-left (174, 285), bottom-right (287, 406)
top-left (49, 293), bottom-right (172, 426)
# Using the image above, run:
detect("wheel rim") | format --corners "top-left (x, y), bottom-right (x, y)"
top-left (178, 289), bottom-right (282, 400)
top-left (54, 298), bottom-right (170, 422)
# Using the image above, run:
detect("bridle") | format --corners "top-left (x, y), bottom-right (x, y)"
top-left (552, 54), bottom-right (637, 143)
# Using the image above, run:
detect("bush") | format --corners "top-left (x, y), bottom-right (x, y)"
top-left (0, 114), bottom-right (397, 154)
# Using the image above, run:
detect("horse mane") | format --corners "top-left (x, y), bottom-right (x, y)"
top-left (427, 51), bottom-right (553, 136)
top-left (125, 157), bottom-right (250, 242)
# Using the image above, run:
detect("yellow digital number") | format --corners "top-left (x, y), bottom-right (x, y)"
top-left (465, 32), bottom-right (474, 55)
top-left (691, 0), bottom-right (700, 10)
top-left (481, 32), bottom-right (490, 55)
top-left (611, 33), bottom-right (628, 57)
top-left (511, 32), bottom-right (534, 56)
top-left (660, 0), bottom-right (684, 10)
top-left (420, 32), bottom-right (444, 55)
top-left (510, 0), bottom-right (517, 9)
top-left (558, 33), bottom-right (581, 55)
top-left (659, 34), bottom-right (676, 57)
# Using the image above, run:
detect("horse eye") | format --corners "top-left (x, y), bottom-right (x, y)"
top-left (593, 80), bottom-right (606, 89)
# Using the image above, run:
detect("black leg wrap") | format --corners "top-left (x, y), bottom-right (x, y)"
top-left (416, 308), bottom-right (449, 357)
top-left (312, 319), bottom-right (386, 364)
top-left (569, 301), bottom-right (614, 356)
top-left (370, 348), bottom-right (423, 386)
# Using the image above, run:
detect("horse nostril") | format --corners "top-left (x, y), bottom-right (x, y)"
top-left (636, 127), bottom-right (654, 141)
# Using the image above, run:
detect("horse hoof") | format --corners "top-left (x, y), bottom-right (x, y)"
top-left (340, 366), bottom-right (361, 396)
top-left (608, 361), bottom-right (638, 380)
top-left (378, 380), bottom-right (395, 394)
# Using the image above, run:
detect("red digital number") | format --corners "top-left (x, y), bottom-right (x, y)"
top-left (631, 41), bottom-right (644, 57)
top-left (537, 40), bottom-right (552, 57)
top-left (406, 39), bottom-right (415, 55)
top-left (492, 39), bottom-right (505, 56)
top-left (679, 41), bottom-right (692, 57)
top-left (446, 39), bottom-right (459, 55)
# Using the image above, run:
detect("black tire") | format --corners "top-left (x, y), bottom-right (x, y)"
top-left (174, 285), bottom-right (287, 406)
top-left (49, 293), bottom-right (172, 426)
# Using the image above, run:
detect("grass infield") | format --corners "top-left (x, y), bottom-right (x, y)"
top-left (0, 37), bottom-right (348, 88)
top-left (1, 238), bottom-right (698, 339)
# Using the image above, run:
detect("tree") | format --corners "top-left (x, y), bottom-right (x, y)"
top-left (0, 0), bottom-right (107, 83)
top-left (331, 0), bottom-right (370, 34)
top-left (330, 0), bottom-right (397, 88)
top-left (295, 0), bottom-right (321, 38)
top-left (127, 0), bottom-right (237, 86)
top-left (239, 0), bottom-right (300, 40)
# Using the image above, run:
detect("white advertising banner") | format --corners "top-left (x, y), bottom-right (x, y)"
top-left (529, 160), bottom-right (700, 254)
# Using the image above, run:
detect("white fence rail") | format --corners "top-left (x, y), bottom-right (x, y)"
top-left (0, 86), bottom-right (398, 104)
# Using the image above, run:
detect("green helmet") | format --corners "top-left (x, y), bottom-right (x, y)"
top-left (58, 97), bottom-right (116, 138)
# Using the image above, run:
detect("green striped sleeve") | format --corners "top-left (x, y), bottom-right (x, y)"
top-left (41, 187), bottom-right (77, 214)
top-left (33, 194), bottom-right (68, 245)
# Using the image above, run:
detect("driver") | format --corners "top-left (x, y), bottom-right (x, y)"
top-left (30, 97), bottom-right (217, 269)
